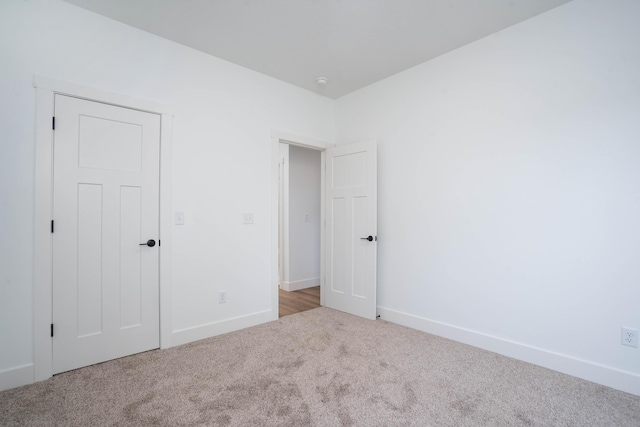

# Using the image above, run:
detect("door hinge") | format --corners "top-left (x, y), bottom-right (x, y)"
top-left (51, 220), bottom-right (54, 233)
top-left (52, 117), bottom-right (55, 130)
top-left (51, 324), bottom-right (54, 337)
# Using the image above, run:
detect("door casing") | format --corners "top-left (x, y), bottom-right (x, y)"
top-left (33, 75), bottom-right (174, 382)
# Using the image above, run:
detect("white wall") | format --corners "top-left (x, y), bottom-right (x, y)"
top-left (335, 0), bottom-right (640, 394)
top-left (0, 0), bottom-right (333, 389)
top-left (287, 145), bottom-right (321, 290)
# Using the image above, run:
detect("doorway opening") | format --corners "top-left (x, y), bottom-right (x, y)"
top-left (270, 131), bottom-right (329, 320)
top-left (278, 143), bottom-right (322, 317)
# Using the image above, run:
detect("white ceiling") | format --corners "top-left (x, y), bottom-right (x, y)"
top-left (62, 0), bottom-right (571, 99)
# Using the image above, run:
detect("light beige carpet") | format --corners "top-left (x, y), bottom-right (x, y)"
top-left (1, 307), bottom-right (639, 426)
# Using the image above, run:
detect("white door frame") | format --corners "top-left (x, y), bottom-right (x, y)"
top-left (270, 131), bottom-right (331, 318)
top-left (278, 149), bottom-right (287, 290)
top-left (33, 75), bottom-right (174, 382)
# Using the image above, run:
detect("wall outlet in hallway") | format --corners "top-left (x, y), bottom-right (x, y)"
top-left (218, 290), bottom-right (227, 304)
top-left (621, 327), bottom-right (638, 347)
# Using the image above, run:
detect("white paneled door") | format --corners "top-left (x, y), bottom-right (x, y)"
top-left (325, 142), bottom-right (377, 319)
top-left (52, 95), bottom-right (160, 374)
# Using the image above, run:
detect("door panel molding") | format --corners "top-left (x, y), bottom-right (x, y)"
top-left (34, 76), bottom-right (174, 383)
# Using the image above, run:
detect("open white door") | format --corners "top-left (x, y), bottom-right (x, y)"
top-left (324, 141), bottom-right (377, 319)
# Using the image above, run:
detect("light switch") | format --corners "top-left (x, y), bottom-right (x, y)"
top-left (175, 212), bottom-right (185, 225)
top-left (243, 213), bottom-right (254, 224)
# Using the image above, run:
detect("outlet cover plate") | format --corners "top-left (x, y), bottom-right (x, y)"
top-left (621, 327), bottom-right (638, 347)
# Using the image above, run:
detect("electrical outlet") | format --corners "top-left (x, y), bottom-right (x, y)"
top-left (218, 291), bottom-right (227, 304)
top-left (621, 327), bottom-right (638, 347)
top-left (243, 213), bottom-right (254, 224)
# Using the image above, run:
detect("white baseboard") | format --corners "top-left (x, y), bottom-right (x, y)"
top-left (0, 312), bottom-right (274, 392)
top-left (282, 277), bottom-right (320, 292)
top-left (377, 306), bottom-right (640, 396)
top-left (0, 364), bottom-right (34, 392)
top-left (170, 309), bottom-right (274, 347)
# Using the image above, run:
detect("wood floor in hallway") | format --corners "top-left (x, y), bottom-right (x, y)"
top-left (279, 286), bottom-right (320, 317)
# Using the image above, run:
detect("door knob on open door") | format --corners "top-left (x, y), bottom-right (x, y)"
top-left (360, 236), bottom-right (374, 242)
top-left (140, 239), bottom-right (156, 247)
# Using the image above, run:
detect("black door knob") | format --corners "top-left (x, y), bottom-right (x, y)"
top-left (140, 239), bottom-right (156, 247)
top-left (360, 236), bottom-right (374, 242)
